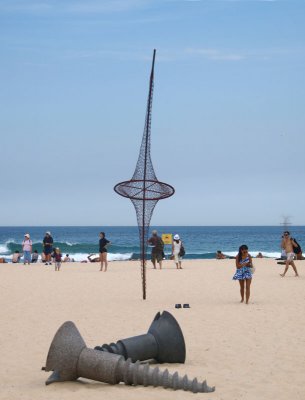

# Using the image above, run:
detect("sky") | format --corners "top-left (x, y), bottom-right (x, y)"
top-left (1, 0), bottom-right (305, 226)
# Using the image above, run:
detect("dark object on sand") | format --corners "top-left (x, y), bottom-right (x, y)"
top-left (183, 304), bottom-right (190, 308)
top-left (43, 321), bottom-right (215, 394)
top-left (175, 304), bottom-right (182, 309)
top-left (95, 311), bottom-right (185, 363)
top-left (114, 50), bottom-right (175, 300)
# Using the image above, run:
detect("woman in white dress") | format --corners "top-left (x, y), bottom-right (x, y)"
top-left (172, 234), bottom-right (183, 269)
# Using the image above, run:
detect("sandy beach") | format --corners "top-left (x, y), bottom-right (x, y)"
top-left (1, 258), bottom-right (305, 400)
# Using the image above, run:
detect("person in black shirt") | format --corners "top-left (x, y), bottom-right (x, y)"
top-left (291, 237), bottom-right (303, 260)
top-left (148, 230), bottom-right (164, 269)
top-left (99, 232), bottom-right (110, 272)
top-left (43, 231), bottom-right (54, 265)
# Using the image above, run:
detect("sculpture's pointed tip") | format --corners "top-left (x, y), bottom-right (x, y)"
top-left (45, 370), bottom-right (61, 385)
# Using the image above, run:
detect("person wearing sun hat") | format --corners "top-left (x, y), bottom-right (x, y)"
top-left (43, 231), bottom-right (54, 266)
top-left (22, 233), bottom-right (32, 265)
top-left (171, 234), bottom-right (183, 269)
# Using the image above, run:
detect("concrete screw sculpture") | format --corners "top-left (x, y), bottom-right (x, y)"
top-left (94, 310), bottom-right (186, 363)
top-left (43, 321), bottom-right (215, 394)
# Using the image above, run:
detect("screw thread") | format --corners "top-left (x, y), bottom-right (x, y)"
top-left (117, 358), bottom-right (215, 393)
top-left (94, 343), bottom-right (120, 355)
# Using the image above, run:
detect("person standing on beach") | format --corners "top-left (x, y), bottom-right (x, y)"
top-left (232, 245), bottom-right (253, 304)
top-left (54, 248), bottom-right (62, 271)
top-left (280, 231), bottom-right (299, 277)
top-left (99, 232), bottom-right (110, 272)
top-left (22, 234), bottom-right (32, 265)
top-left (43, 232), bottom-right (53, 266)
top-left (171, 234), bottom-right (183, 269)
top-left (148, 230), bottom-right (164, 269)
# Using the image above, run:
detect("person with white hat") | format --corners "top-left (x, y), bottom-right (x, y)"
top-left (43, 231), bottom-right (54, 265)
top-left (22, 233), bottom-right (32, 265)
top-left (171, 234), bottom-right (183, 269)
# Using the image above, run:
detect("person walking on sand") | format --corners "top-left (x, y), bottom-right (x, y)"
top-left (280, 231), bottom-right (299, 277)
top-left (171, 234), bottom-right (183, 269)
top-left (22, 233), bottom-right (32, 265)
top-left (148, 230), bottom-right (164, 269)
top-left (54, 248), bottom-right (62, 271)
top-left (233, 245), bottom-right (253, 304)
top-left (99, 232), bottom-right (110, 272)
top-left (43, 232), bottom-right (53, 266)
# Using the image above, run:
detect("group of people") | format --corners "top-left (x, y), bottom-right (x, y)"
top-left (11, 232), bottom-right (72, 269)
top-left (96, 230), bottom-right (184, 272)
top-left (6, 230), bottom-right (303, 295)
top-left (148, 230), bottom-right (184, 270)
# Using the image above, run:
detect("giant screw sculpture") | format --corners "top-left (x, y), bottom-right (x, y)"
top-left (95, 311), bottom-right (186, 363)
top-left (43, 321), bottom-right (215, 394)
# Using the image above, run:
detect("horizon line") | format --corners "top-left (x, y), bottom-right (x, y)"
top-left (0, 225), bottom-right (304, 228)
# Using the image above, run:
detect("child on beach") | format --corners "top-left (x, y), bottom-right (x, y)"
top-left (54, 248), bottom-right (62, 271)
top-left (233, 245), bottom-right (253, 304)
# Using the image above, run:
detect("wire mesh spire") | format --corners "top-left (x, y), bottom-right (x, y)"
top-left (114, 49), bottom-right (175, 299)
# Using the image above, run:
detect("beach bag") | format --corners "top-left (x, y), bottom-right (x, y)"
top-left (179, 243), bottom-right (185, 257)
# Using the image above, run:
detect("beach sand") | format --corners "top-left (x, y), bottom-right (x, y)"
top-left (1, 258), bottom-right (305, 400)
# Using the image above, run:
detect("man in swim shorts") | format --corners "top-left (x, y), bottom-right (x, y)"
top-left (280, 231), bottom-right (299, 277)
top-left (148, 230), bottom-right (164, 269)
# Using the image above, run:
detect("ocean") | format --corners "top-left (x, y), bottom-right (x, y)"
top-left (0, 226), bottom-right (304, 262)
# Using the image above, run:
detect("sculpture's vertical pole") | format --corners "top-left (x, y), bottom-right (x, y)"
top-left (141, 49), bottom-right (156, 300)
top-left (114, 49), bottom-right (175, 300)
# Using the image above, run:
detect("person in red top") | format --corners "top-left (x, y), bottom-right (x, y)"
top-left (54, 248), bottom-right (62, 271)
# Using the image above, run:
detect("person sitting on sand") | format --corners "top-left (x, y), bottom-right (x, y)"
top-left (31, 250), bottom-right (39, 263)
top-left (87, 254), bottom-right (100, 262)
top-left (280, 231), bottom-right (299, 277)
top-left (256, 252), bottom-right (263, 258)
top-left (232, 245), bottom-right (253, 304)
top-left (63, 254), bottom-right (71, 262)
top-left (12, 250), bottom-right (21, 263)
top-left (216, 250), bottom-right (226, 259)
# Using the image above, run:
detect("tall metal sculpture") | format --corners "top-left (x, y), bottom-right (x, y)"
top-left (114, 50), bottom-right (175, 300)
